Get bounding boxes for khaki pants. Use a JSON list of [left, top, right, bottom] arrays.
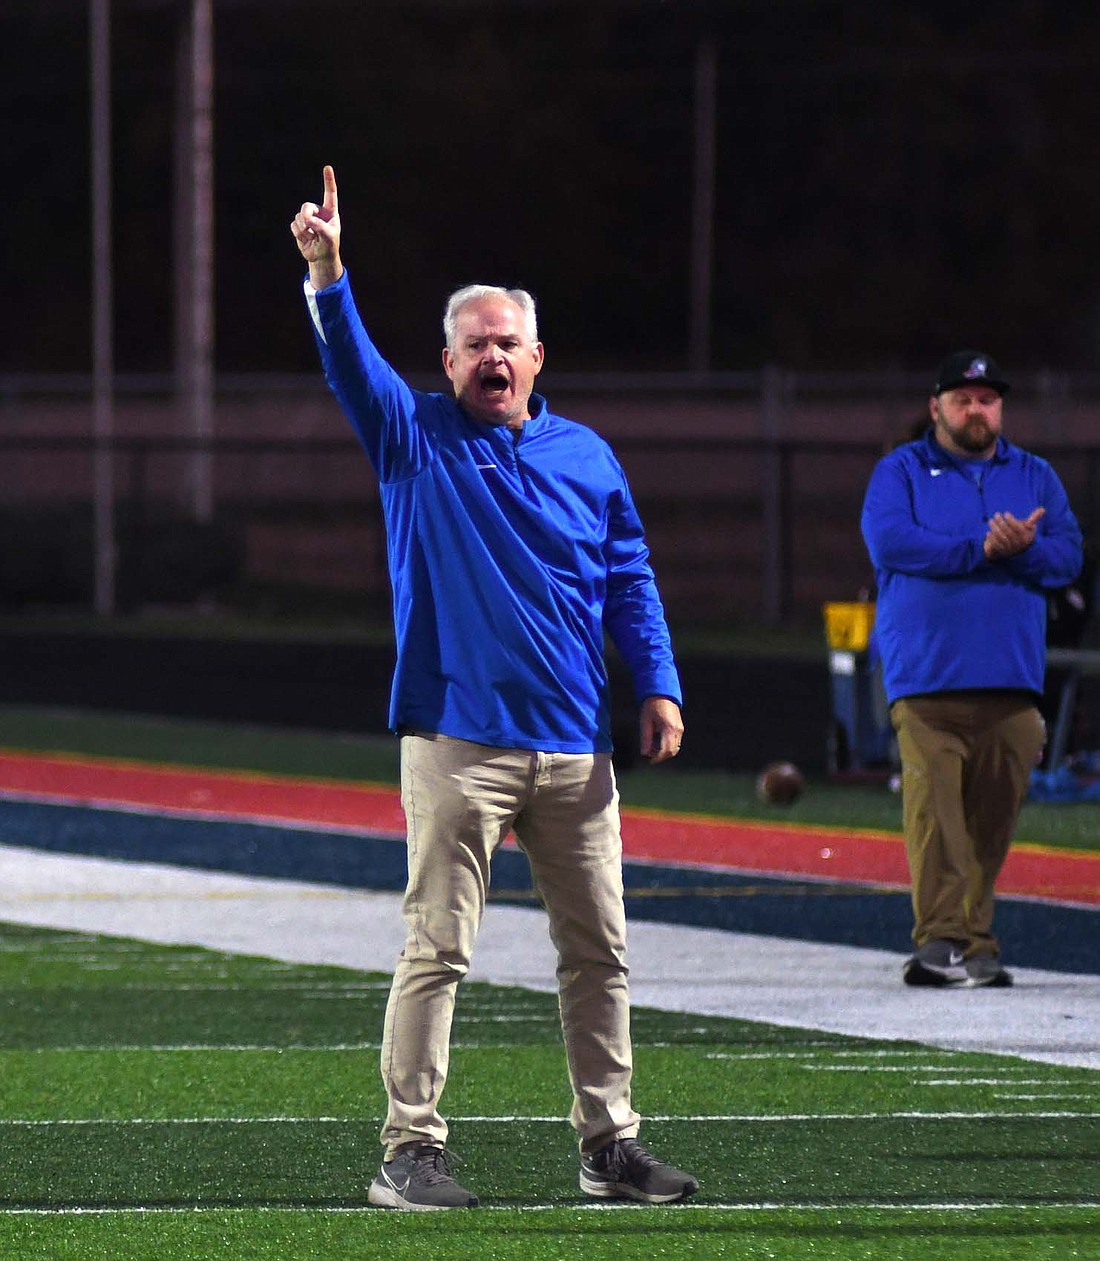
[[891, 695, 1045, 955], [379, 732, 640, 1157]]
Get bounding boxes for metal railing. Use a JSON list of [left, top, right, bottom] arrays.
[[1, 431, 1097, 626]]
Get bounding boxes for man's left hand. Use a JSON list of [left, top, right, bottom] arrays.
[[640, 697, 684, 763]]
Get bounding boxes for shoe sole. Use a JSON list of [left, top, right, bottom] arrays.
[[902, 958, 967, 987], [964, 969, 1014, 989], [368, 1178, 478, 1211], [579, 1171, 698, 1204]]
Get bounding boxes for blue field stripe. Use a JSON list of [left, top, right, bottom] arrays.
[[0, 799, 1095, 975]]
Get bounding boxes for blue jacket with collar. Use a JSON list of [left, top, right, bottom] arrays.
[[305, 272, 681, 753], [861, 429, 1082, 704]]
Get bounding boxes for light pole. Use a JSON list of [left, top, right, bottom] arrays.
[[90, 0, 116, 615]]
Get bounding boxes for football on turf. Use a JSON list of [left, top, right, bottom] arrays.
[[755, 761, 805, 805]]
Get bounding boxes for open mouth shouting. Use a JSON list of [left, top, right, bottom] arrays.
[[478, 370, 511, 399], [443, 294, 545, 427]]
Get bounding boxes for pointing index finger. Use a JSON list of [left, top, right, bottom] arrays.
[[322, 164, 338, 213]]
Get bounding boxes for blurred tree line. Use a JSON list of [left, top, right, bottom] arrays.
[[10, 0, 1100, 377]]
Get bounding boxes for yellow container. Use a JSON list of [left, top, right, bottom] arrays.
[[823, 601, 876, 652]]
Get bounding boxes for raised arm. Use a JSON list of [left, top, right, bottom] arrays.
[[291, 164, 344, 291]]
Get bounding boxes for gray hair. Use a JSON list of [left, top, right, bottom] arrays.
[[443, 284, 538, 350]]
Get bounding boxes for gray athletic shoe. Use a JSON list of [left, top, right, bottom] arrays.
[[580, 1137, 698, 1203], [902, 938, 969, 986], [965, 954, 1013, 988], [367, 1143, 479, 1210]]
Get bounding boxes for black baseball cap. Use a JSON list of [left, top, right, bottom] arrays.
[[933, 350, 1010, 396]]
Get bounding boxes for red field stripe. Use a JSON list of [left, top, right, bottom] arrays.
[[615, 808, 911, 883], [614, 807, 1100, 906], [0, 749, 406, 835], [0, 749, 1096, 906]]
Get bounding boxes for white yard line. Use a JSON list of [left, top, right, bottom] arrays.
[[0, 1111, 1093, 1126], [0, 843, 1096, 1071], [2, 1201, 1099, 1216]]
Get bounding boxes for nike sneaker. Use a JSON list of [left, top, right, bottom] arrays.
[[367, 1142, 479, 1210], [964, 953, 1014, 988], [580, 1137, 698, 1204], [902, 938, 969, 986]]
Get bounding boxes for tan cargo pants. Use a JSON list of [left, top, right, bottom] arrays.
[[379, 732, 640, 1157], [891, 694, 1046, 956]]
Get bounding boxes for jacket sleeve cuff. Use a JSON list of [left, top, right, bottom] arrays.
[[303, 270, 350, 343]]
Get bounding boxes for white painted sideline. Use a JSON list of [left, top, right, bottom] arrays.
[[0, 843, 1096, 1072]]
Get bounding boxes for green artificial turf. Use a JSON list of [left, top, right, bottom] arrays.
[[0, 701, 1095, 1259], [1, 1207, 1099, 1261], [0, 923, 1095, 1258], [0, 706, 403, 786]]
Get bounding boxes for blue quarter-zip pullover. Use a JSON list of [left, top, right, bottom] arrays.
[[861, 430, 1082, 703], [305, 272, 681, 752]]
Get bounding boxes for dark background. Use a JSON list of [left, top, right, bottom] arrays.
[[7, 0, 1100, 772], [0, 625, 836, 772], [11, 0, 1100, 379]]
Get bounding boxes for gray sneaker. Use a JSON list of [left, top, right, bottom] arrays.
[[367, 1143, 479, 1211], [902, 938, 969, 986], [965, 954, 1013, 988], [580, 1137, 698, 1204]]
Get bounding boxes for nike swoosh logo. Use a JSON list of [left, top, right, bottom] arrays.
[[949, 950, 965, 966], [475, 463, 497, 471], [930, 468, 944, 477], [383, 1170, 412, 1195]]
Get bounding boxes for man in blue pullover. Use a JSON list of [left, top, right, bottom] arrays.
[[292, 167, 697, 1209], [862, 350, 1082, 988]]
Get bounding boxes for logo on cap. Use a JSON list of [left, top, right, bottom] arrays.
[[963, 358, 988, 380]]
